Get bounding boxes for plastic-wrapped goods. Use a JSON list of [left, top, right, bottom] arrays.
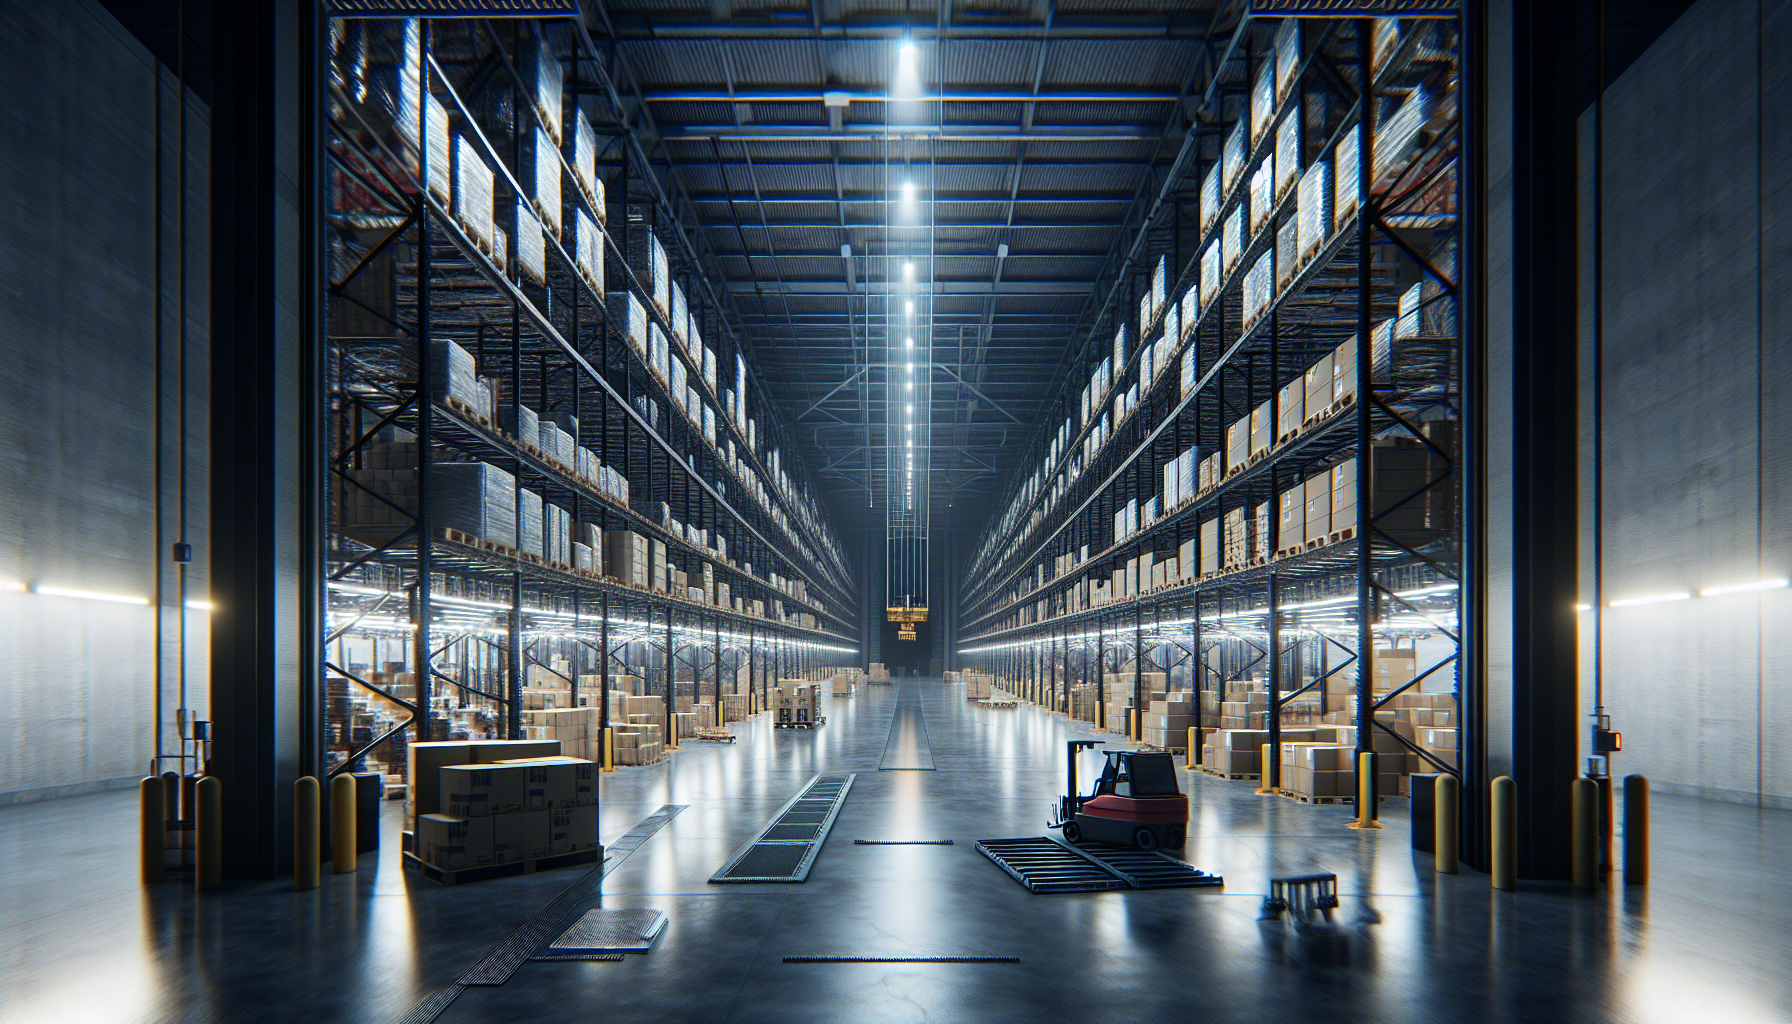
[[1397, 281, 1423, 339], [1370, 17, 1401, 79], [425, 94, 450, 205], [518, 488, 546, 557], [734, 355, 746, 421], [572, 109, 601, 217], [670, 357, 687, 415], [1151, 254, 1167, 319], [702, 346, 717, 392], [1250, 59, 1276, 148], [429, 461, 517, 550], [1180, 284, 1198, 340], [1372, 85, 1431, 191], [1141, 339, 1155, 384], [1162, 304, 1179, 362], [1275, 18, 1301, 106], [1180, 345, 1197, 398], [618, 290, 647, 355], [427, 339, 481, 415], [534, 37, 562, 144], [650, 234, 670, 318], [1113, 324, 1127, 373], [703, 404, 715, 445], [1242, 249, 1274, 332], [454, 136, 494, 254], [1200, 239, 1221, 309], [1297, 160, 1331, 262], [1275, 112, 1300, 200], [650, 322, 669, 384], [671, 283, 688, 349], [1222, 122, 1246, 194], [1249, 156, 1275, 237], [538, 422, 573, 468], [1223, 205, 1243, 277], [397, 20, 423, 155], [1137, 291, 1152, 339], [573, 542, 593, 572], [534, 127, 561, 239], [499, 401, 539, 451], [516, 201, 546, 285], [574, 209, 603, 298], [1334, 129, 1361, 228], [1277, 217, 1299, 293], [576, 445, 595, 481], [686, 387, 700, 423], [492, 223, 507, 278], [1200, 162, 1223, 238]]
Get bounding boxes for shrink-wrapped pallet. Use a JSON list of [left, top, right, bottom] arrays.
[[1250, 59, 1276, 148], [455, 136, 494, 254], [1200, 239, 1221, 309], [516, 201, 546, 286], [1297, 160, 1331, 262], [1249, 156, 1274, 237], [518, 488, 544, 557], [533, 37, 562, 144], [1277, 217, 1299, 293], [533, 127, 561, 239], [1200, 161, 1223, 238], [650, 234, 670, 318], [1179, 284, 1198, 340], [425, 95, 450, 205], [1150, 254, 1167, 320], [703, 346, 717, 392], [1180, 344, 1197, 399], [427, 339, 481, 413], [499, 401, 538, 449], [1275, 112, 1300, 200], [1222, 121, 1246, 194], [1242, 250, 1274, 332], [574, 209, 603, 298], [1334, 130, 1360, 228], [1223, 205, 1243, 277], [1274, 18, 1301, 106], [571, 109, 601, 218], [1373, 86, 1432, 191], [430, 461, 518, 550]]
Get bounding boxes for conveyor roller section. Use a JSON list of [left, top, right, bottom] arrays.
[[975, 837, 1129, 894]]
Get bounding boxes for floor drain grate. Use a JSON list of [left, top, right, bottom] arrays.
[[783, 955, 1020, 963], [710, 774, 856, 883], [853, 839, 955, 845]]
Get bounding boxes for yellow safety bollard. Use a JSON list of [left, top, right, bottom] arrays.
[[1434, 773, 1459, 873], [140, 777, 165, 884], [1185, 727, 1198, 771], [1349, 751, 1383, 829], [196, 776, 223, 890], [331, 774, 357, 874], [1131, 709, 1141, 744], [1623, 774, 1649, 885], [1491, 775, 1517, 891], [603, 727, 615, 772], [294, 776, 320, 891], [1255, 743, 1276, 794], [1571, 777, 1598, 888]]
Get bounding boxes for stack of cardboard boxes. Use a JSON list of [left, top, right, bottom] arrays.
[[773, 682, 818, 725], [964, 671, 993, 700], [867, 663, 890, 683], [409, 740, 599, 872], [1141, 693, 1194, 751]]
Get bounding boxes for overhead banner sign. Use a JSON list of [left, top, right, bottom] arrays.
[[1249, 0, 1457, 15], [886, 607, 928, 623], [897, 623, 918, 642]]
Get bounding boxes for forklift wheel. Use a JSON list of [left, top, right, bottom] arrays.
[[1061, 821, 1082, 843], [1134, 827, 1161, 851], [1166, 827, 1186, 849]]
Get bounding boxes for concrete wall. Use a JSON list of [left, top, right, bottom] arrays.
[[1582, 0, 1792, 807], [0, 0, 209, 802]]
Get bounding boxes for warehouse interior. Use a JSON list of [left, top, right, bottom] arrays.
[[4, 0, 1790, 1021]]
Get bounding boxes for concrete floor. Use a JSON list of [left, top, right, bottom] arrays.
[[4, 679, 1790, 1023]]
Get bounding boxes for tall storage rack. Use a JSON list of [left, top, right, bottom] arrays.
[[317, 11, 858, 790], [957, 11, 1463, 801]]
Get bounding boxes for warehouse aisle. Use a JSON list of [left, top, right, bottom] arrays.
[[4, 681, 1791, 1023]]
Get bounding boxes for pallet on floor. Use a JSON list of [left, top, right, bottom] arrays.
[[1282, 792, 1354, 806], [1193, 765, 1261, 782], [403, 846, 599, 886]]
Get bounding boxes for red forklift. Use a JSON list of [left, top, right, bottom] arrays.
[[1048, 740, 1188, 850]]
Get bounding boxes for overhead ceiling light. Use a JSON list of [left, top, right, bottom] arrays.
[[1573, 603, 1593, 612], [906, 404, 913, 414], [186, 600, 216, 611], [35, 585, 150, 606], [906, 362, 913, 373], [903, 262, 915, 281], [905, 337, 913, 349], [0, 580, 22, 592], [901, 180, 916, 205], [905, 300, 914, 317], [898, 38, 918, 73], [1609, 591, 1691, 607], [1699, 578, 1789, 597]]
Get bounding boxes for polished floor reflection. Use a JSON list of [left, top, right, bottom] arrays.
[[4, 681, 1790, 1023]]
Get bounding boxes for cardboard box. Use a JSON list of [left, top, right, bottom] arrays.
[[408, 741, 473, 819], [418, 813, 494, 870], [496, 756, 595, 808], [1304, 472, 1332, 545], [1278, 380, 1304, 438], [470, 739, 563, 764], [441, 764, 528, 816], [492, 809, 552, 863], [549, 804, 599, 854], [1226, 415, 1250, 472], [1304, 352, 1334, 416], [1250, 400, 1274, 458]]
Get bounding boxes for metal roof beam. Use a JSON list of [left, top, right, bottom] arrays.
[[640, 89, 1179, 103], [721, 280, 1094, 295], [662, 125, 1161, 141]]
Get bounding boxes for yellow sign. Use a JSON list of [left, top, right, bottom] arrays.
[[886, 607, 928, 623], [897, 623, 918, 641]]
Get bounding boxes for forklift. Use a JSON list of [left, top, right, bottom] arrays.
[[1048, 740, 1189, 850]]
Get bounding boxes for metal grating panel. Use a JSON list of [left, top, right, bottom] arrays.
[[709, 774, 856, 883], [546, 909, 667, 953]]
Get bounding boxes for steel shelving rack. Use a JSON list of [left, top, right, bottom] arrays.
[[317, 10, 859, 788], [957, 10, 1463, 801]]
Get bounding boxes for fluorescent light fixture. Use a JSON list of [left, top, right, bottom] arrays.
[[905, 337, 914, 349], [1609, 591, 1691, 607], [906, 382, 913, 390], [186, 600, 215, 611], [0, 579, 22, 592], [903, 262, 915, 280], [906, 362, 913, 373], [1574, 603, 1593, 612], [905, 300, 914, 317], [901, 180, 916, 205], [1699, 578, 1789, 597], [899, 39, 918, 69], [36, 585, 149, 606], [907, 439, 913, 447], [906, 404, 913, 414]]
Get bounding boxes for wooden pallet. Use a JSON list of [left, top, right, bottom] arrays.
[[693, 728, 736, 743], [1328, 526, 1357, 545], [444, 394, 490, 428], [1276, 427, 1303, 446], [403, 846, 599, 887], [1273, 546, 1305, 561], [1283, 793, 1354, 806], [1194, 766, 1261, 782]]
